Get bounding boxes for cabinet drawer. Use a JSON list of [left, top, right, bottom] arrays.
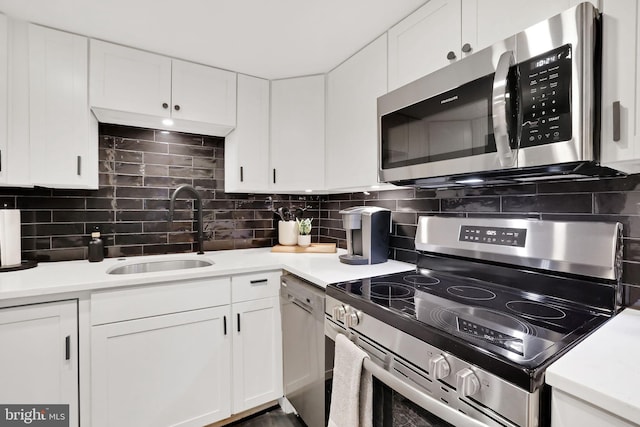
[[231, 271, 281, 303], [91, 277, 230, 325]]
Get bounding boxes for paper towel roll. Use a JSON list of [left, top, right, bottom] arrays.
[[0, 210, 21, 266]]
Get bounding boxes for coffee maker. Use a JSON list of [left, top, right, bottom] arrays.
[[338, 206, 391, 265]]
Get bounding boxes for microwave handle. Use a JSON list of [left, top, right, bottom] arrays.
[[492, 50, 517, 168]]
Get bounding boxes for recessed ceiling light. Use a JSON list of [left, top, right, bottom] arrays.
[[304, 189, 312, 193], [160, 130, 170, 134], [162, 118, 174, 126]]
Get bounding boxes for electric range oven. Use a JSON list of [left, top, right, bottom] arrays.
[[325, 216, 622, 427]]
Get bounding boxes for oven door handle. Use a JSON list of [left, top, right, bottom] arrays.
[[362, 358, 489, 427], [492, 50, 517, 168]]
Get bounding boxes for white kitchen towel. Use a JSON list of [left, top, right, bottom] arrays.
[[0, 209, 21, 266], [328, 333, 373, 427]]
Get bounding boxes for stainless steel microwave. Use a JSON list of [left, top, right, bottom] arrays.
[[378, 2, 619, 187]]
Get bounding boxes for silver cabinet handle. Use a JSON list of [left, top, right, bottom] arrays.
[[492, 50, 517, 168], [461, 43, 472, 53], [77, 156, 82, 176], [446, 51, 456, 60], [613, 101, 621, 142]]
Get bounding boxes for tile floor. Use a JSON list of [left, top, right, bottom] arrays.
[[230, 407, 306, 427]]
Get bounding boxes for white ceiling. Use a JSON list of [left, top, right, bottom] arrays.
[[0, 0, 428, 80]]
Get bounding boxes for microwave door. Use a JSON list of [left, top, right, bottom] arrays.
[[492, 50, 520, 168]]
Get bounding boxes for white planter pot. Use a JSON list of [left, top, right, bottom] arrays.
[[297, 234, 311, 247], [278, 221, 298, 245]]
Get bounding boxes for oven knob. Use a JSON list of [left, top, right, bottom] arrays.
[[333, 305, 347, 322], [345, 310, 362, 328], [456, 368, 481, 397], [428, 355, 450, 380]]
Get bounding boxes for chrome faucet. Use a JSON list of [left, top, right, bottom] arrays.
[[169, 184, 205, 255]]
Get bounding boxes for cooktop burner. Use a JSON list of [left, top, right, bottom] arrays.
[[333, 268, 607, 367], [446, 285, 496, 301]]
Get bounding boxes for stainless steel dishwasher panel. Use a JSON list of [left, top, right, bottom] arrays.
[[280, 274, 325, 427]]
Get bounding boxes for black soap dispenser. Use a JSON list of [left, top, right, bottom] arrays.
[[88, 226, 104, 262]]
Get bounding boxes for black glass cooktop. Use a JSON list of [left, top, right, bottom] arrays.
[[330, 268, 609, 368]]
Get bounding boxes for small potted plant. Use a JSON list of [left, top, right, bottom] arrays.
[[296, 218, 313, 247]]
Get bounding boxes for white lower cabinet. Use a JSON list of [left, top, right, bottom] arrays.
[[91, 306, 232, 427], [232, 296, 283, 413], [90, 272, 283, 426], [551, 389, 636, 427], [231, 270, 284, 414], [0, 300, 79, 427]]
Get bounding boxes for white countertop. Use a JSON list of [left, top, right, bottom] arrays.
[[0, 248, 415, 301], [546, 307, 640, 425]]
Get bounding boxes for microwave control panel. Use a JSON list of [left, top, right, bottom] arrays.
[[519, 44, 572, 148]]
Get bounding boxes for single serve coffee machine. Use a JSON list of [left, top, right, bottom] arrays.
[[338, 206, 391, 265]]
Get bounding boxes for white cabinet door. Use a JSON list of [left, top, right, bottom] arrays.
[[231, 297, 283, 414], [29, 24, 98, 189], [89, 39, 171, 118], [552, 389, 636, 427], [0, 300, 78, 427], [270, 75, 325, 192], [0, 14, 7, 184], [92, 306, 232, 427], [89, 40, 236, 137], [225, 74, 270, 193], [5, 18, 32, 187], [326, 34, 388, 191], [465, 0, 574, 54], [600, 0, 640, 173], [171, 59, 236, 132], [388, 0, 462, 91]]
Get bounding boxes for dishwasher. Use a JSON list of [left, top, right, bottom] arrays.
[[280, 273, 326, 427]]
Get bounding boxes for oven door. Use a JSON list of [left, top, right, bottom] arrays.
[[325, 318, 491, 427]]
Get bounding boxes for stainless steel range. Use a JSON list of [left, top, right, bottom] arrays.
[[325, 216, 622, 427]]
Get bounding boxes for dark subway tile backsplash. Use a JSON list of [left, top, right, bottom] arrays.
[[5, 123, 640, 293], [317, 177, 640, 288], [8, 124, 315, 262]]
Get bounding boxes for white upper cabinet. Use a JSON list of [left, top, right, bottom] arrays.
[[464, 0, 578, 54], [225, 74, 270, 193], [326, 34, 389, 191], [388, 0, 462, 91], [4, 18, 32, 187], [171, 59, 236, 129], [388, 1, 595, 92], [270, 75, 325, 192], [90, 40, 171, 118], [0, 15, 8, 185], [29, 24, 98, 189], [89, 40, 236, 137], [599, 0, 640, 173]]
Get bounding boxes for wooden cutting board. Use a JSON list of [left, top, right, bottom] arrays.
[[271, 243, 337, 253]]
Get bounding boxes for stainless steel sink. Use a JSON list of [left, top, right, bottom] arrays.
[[107, 258, 214, 275]]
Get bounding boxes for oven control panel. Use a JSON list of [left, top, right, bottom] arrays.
[[459, 225, 527, 247]]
